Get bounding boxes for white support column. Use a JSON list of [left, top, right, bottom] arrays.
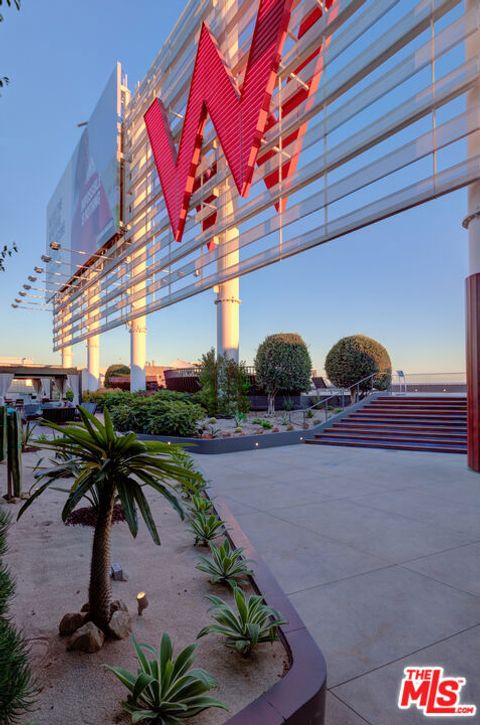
[[61, 346, 73, 368], [128, 245, 148, 391], [215, 184, 240, 361], [130, 318, 147, 391], [86, 336, 100, 392], [215, 3, 240, 362], [85, 279, 100, 392]]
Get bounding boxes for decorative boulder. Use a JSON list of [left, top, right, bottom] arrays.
[[110, 599, 129, 616], [108, 610, 132, 640], [59, 612, 86, 637], [67, 621, 105, 653]]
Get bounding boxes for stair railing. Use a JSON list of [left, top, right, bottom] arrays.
[[291, 371, 391, 429]]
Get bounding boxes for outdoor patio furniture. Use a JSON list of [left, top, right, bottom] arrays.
[[41, 406, 77, 424], [80, 402, 97, 416], [23, 403, 42, 421]]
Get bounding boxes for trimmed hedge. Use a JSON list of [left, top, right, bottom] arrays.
[[0, 509, 35, 723], [325, 334, 392, 391], [255, 333, 312, 413], [109, 397, 205, 437], [82, 389, 190, 412]]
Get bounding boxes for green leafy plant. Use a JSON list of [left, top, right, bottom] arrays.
[[188, 494, 213, 515], [35, 433, 49, 442], [18, 408, 198, 634], [197, 349, 250, 418], [283, 397, 295, 412], [106, 633, 227, 724], [252, 418, 273, 430], [206, 424, 221, 438], [0, 510, 36, 723], [208, 418, 217, 424], [190, 512, 225, 546], [108, 395, 204, 438], [306, 409, 314, 419], [64, 389, 74, 403], [196, 540, 253, 587], [21, 421, 38, 452], [169, 447, 207, 500], [254, 333, 312, 414], [198, 588, 287, 655], [233, 410, 246, 427]]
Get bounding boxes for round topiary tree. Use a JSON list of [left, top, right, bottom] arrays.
[[254, 333, 312, 414], [104, 364, 130, 389], [325, 335, 392, 401]]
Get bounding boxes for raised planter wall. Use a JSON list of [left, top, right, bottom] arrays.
[[213, 496, 327, 724]]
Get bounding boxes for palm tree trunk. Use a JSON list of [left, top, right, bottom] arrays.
[[88, 486, 114, 631]]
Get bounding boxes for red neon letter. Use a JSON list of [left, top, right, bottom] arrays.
[[144, 0, 295, 242]]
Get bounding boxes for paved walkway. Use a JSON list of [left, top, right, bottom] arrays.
[[194, 445, 480, 724]]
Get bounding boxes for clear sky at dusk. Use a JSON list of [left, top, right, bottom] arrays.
[[0, 1, 469, 375]]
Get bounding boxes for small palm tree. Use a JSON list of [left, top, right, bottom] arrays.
[[18, 407, 201, 633]]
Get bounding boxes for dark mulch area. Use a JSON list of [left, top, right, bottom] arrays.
[[65, 503, 126, 527]]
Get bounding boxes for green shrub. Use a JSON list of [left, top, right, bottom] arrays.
[[106, 633, 227, 723], [197, 349, 250, 418], [82, 388, 191, 412], [104, 364, 130, 388], [198, 588, 287, 655], [64, 389, 74, 402], [252, 418, 273, 430], [325, 335, 392, 397], [255, 333, 312, 414], [146, 401, 205, 437], [0, 510, 35, 722], [108, 395, 204, 437]]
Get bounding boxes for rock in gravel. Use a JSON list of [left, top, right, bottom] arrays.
[[59, 612, 86, 637], [67, 621, 105, 652], [110, 599, 129, 616], [108, 610, 132, 640]]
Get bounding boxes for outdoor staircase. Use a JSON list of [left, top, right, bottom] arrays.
[[306, 395, 467, 454]]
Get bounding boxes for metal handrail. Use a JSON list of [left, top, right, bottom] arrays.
[[291, 371, 391, 428]]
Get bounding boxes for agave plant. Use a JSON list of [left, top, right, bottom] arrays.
[[196, 540, 254, 587], [18, 407, 201, 633], [169, 447, 208, 499], [188, 493, 213, 516], [197, 588, 287, 655], [189, 512, 225, 546], [106, 633, 227, 724]]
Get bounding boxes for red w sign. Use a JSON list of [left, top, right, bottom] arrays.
[[144, 0, 295, 242]]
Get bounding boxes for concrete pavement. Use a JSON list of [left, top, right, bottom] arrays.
[[194, 444, 480, 724]]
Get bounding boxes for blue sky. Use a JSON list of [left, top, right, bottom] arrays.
[[0, 1, 469, 375]]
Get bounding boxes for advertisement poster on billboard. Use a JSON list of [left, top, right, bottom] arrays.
[[46, 63, 122, 288]]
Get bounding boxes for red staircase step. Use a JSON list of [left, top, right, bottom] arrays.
[[306, 395, 467, 455], [306, 438, 467, 454]]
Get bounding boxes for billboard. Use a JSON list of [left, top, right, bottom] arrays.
[[52, 0, 480, 350], [46, 63, 123, 287]]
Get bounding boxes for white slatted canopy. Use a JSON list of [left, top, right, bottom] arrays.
[[52, 0, 479, 350]]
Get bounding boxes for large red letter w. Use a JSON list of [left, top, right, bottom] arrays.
[[144, 0, 294, 242]]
